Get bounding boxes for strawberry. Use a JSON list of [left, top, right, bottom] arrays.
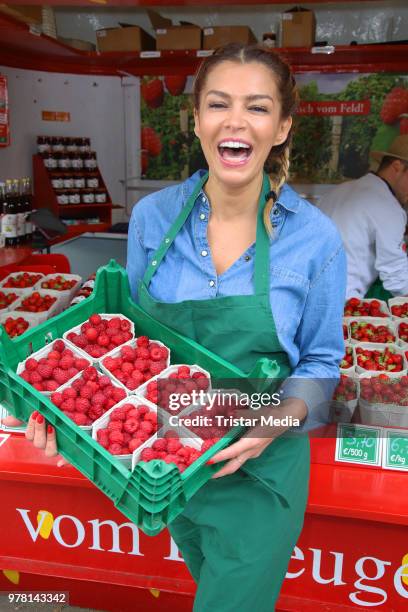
[[164, 75, 187, 96], [141, 78, 164, 108], [3, 273, 42, 288], [380, 87, 408, 124], [141, 126, 162, 157]]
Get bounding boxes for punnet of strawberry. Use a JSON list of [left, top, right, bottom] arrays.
[[0, 291, 19, 310], [95, 402, 158, 456], [2, 316, 30, 338], [16, 292, 57, 313], [3, 273, 43, 288], [19, 339, 90, 392], [340, 346, 354, 369], [66, 314, 133, 358], [344, 298, 388, 318], [391, 302, 408, 318], [50, 366, 127, 426], [350, 320, 395, 343], [333, 374, 357, 402], [143, 366, 210, 412], [41, 275, 77, 291], [356, 346, 405, 372], [399, 322, 408, 343], [102, 335, 169, 390], [343, 324, 348, 340], [360, 373, 408, 405], [137, 431, 205, 473]]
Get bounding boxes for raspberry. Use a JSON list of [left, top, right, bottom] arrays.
[[20, 371, 31, 382], [123, 418, 139, 434], [85, 327, 98, 342], [98, 375, 111, 388], [160, 346, 169, 360], [51, 391, 63, 406], [89, 406, 104, 421], [74, 358, 89, 370], [75, 397, 90, 413], [149, 347, 163, 362], [121, 345, 135, 358], [75, 335, 88, 349], [61, 398, 76, 412], [144, 411, 157, 423], [67, 367, 79, 379], [121, 362, 134, 375], [89, 314, 102, 326], [131, 370, 144, 386], [97, 428, 109, 440], [149, 361, 166, 376], [152, 438, 167, 451], [139, 420, 154, 435], [112, 334, 125, 346], [102, 357, 117, 371], [164, 454, 179, 464], [37, 364, 53, 379], [72, 378, 84, 391], [97, 334, 110, 347], [62, 387, 77, 400], [112, 387, 126, 402], [109, 430, 124, 444], [120, 319, 131, 331], [91, 392, 106, 407], [201, 439, 215, 453], [44, 380, 59, 391], [24, 358, 38, 371], [108, 443, 124, 455], [83, 366, 98, 381], [128, 438, 142, 452], [32, 382, 44, 391], [141, 447, 157, 461], [167, 439, 182, 453], [79, 385, 93, 399], [30, 371, 43, 383], [188, 451, 202, 465], [60, 356, 74, 370], [138, 404, 150, 416], [107, 317, 121, 329], [136, 347, 150, 360], [108, 420, 123, 431], [137, 335, 149, 347], [53, 368, 68, 385], [52, 339, 64, 352], [122, 432, 131, 444], [110, 407, 126, 421]]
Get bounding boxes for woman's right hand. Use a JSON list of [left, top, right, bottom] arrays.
[[25, 412, 69, 467]]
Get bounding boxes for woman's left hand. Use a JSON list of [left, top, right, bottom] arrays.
[[209, 398, 307, 479]]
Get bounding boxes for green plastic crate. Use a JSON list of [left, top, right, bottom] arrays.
[[0, 260, 280, 535]]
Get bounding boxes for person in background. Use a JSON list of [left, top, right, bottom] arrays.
[[318, 135, 408, 299]]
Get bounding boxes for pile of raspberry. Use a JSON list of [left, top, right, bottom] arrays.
[[19, 340, 90, 392], [102, 335, 169, 391], [50, 365, 127, 426], [96, 402, 158, 455], [144, 365, 210, 411], [139, 432, 203, 472], [66, 314, 133, 358]]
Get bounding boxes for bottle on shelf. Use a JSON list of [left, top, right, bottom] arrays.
[[2, 179, 18, 246], [21, 177, 33, 242], [15, 178, 26, 244]]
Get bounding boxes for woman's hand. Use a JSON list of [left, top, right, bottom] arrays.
[[208, 398, 307, 479], [1, 415, 24, 427], [25, 412, 69, 467]]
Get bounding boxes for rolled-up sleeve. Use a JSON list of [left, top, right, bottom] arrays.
[[282, 243, 347, 430], [126, 208, 148, 303], [375, 207, 408, 296]]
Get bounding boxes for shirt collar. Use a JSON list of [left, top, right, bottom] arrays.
[[371, 171, 396, 198], [183, 170, 302, 214]]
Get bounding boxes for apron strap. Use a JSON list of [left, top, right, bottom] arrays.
[[253, 173, 272, 295], [142, 172, 209, 287], [143, 171, 272, 295]]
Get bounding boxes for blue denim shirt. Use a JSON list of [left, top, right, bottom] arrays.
[[127, 170, 347, 430]]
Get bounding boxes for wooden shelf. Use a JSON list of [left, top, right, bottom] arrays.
[[0, 11, 407, 75], [58, 204, 113, 211]]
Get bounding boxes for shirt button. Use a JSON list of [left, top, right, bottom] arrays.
[[273, 207, 280, 216], [201, 250, 208, 257], [209, 280, 215, 287], [201, 195, 206, 203], [244, 255, 251, 262], [199, 213, 206, 220]]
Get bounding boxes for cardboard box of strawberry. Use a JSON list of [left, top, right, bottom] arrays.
[[350, 319, 396, 343], [333, 374, 358, 402], [1, 272, 43, 289], [360, 373, 408, 405], [356, 344, 406, 373], [1, 315, 30, 338], [16, 291, 57, 313], [40, 275, 78, 291], [0, 290, 19, 310], [344, 297, 389, 318], [340, 345, 354, 371]]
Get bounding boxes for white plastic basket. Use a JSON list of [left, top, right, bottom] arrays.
[[0, 288, 30, 312], [54, 367, 128, 434], [36, 273, 82, 309], [92, 394, 158, 468], [12, 289, 64, 324], [0, 311, 41, 338], [16, 339, 92, 396], [344, 298, 391, 319], [355, 342, 407, 377], [359, 398, 408, 428], [348, 317, 397, 345], [388, 297, 408, 321], [99, 337, 171, 393], [340, 342, 355, 373], [0, 271, 45, 290], [63, 313, 135, 362], [136, 364, 212, 412], [342, 320, 350, 342]]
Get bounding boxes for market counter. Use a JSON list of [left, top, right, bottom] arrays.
[[0, 432, 407, 611]]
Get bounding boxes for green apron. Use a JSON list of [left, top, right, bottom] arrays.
[[138, 173, 310, 611]]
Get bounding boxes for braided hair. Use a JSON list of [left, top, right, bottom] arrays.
[[193, 43, 298, 235]]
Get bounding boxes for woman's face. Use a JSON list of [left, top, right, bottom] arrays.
[[194, 61, 292, 188]]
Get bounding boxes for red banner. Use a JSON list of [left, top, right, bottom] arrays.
[[0, 75, 10, 147], [298, 100, 371, 116]]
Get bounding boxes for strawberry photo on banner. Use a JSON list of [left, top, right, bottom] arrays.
[[0, 75, 10, 147], [140, 72, 408, 183]]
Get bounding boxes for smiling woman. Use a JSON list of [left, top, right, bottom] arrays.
[[27, 43, 347, 612]]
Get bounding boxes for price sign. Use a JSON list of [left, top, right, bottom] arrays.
[[383, 429, 408, 471], [335, 424, 382, 466]]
